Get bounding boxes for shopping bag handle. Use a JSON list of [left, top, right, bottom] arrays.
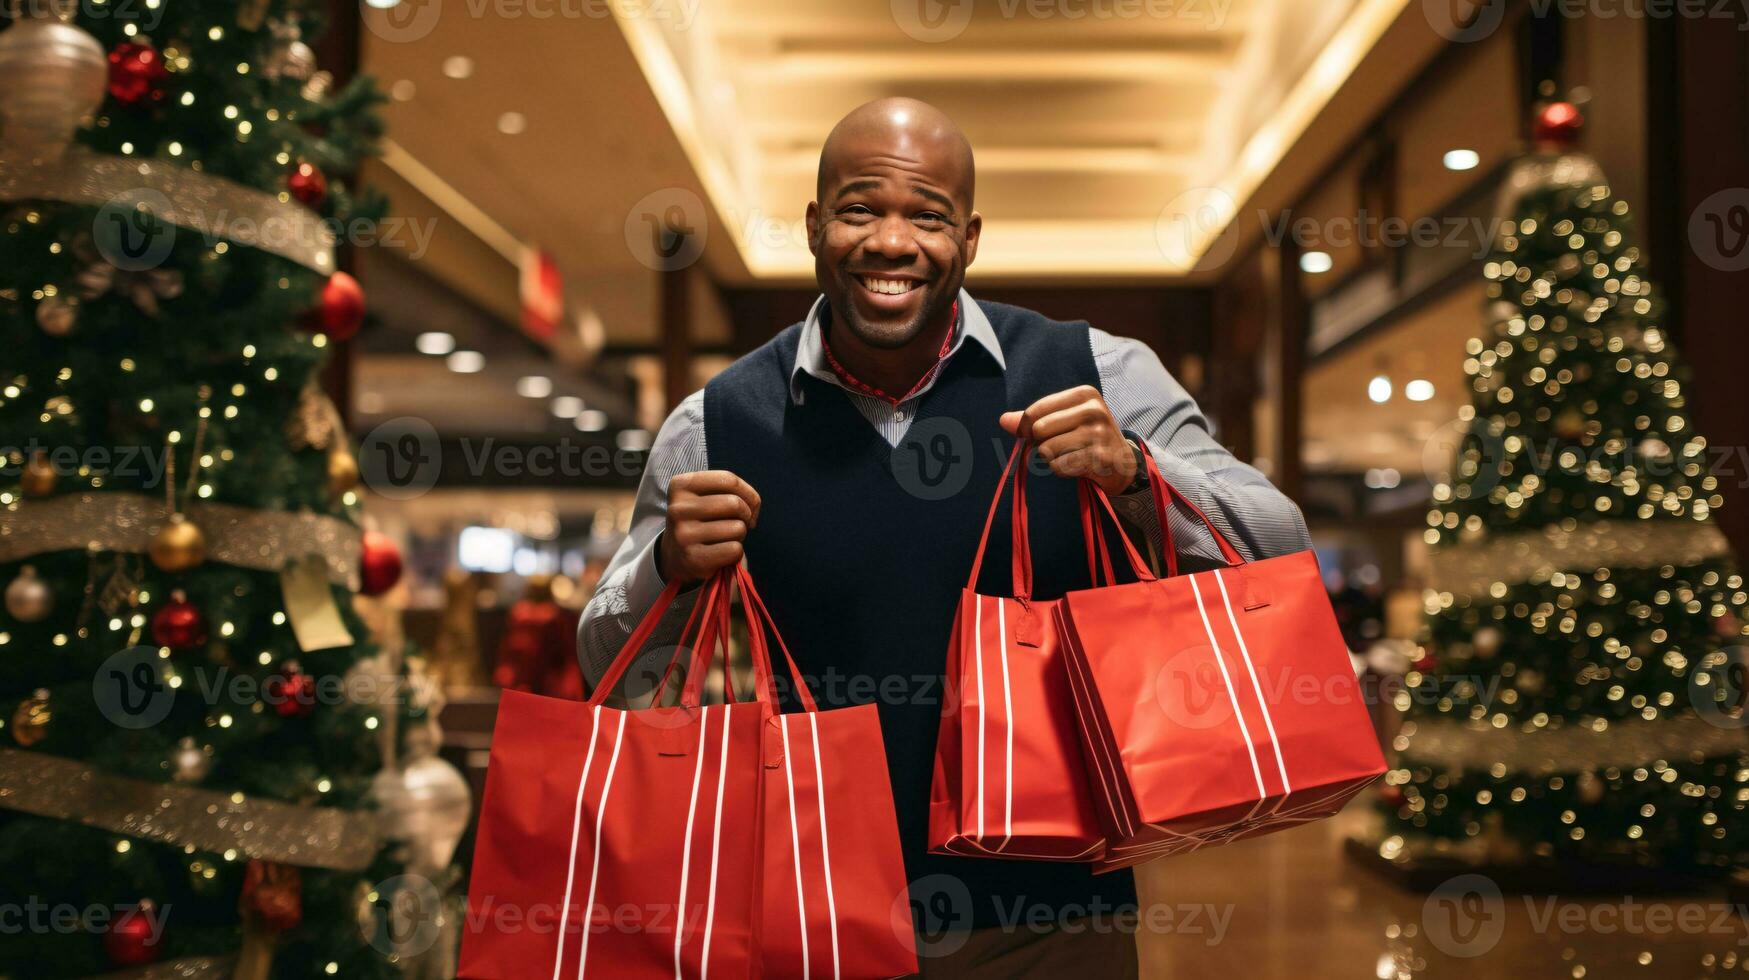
[[1084, 439, 1245, 578], [586, 568, 727, 707], [734, 564, 820, 713], [965, 439, 1040, 598]]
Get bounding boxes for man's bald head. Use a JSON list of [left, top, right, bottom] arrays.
[[816, 97, 975, 210]]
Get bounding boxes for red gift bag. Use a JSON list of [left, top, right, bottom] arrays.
[[739, 567, 919, 980], [929, 442, 1106, 862], [1056, 444, 1387, 872], [460, 574, 766, 979]]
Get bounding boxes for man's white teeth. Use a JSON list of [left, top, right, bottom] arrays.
[[861, 277, 919, 296]]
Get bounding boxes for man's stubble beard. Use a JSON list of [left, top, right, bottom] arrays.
[[838, 281, 955, 351]]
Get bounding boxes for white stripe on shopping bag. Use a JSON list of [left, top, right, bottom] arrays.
[[780, 716, 810, 980], [1189, 575, 1267, 802], [699, 704, 734, 980], [577, 710, 627, 978], [973, 595, 987, 842], [996, 600, 1014, 851], [808, 714, 841, 980], [673, 707, 713, 980], [1214, 570, 1290, 795], [553, 705, 604, 980]]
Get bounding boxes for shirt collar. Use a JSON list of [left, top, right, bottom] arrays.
[[790, 288, 1005, 404]]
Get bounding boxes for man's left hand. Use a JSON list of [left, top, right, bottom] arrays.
[[999, 385, 1138, 496]]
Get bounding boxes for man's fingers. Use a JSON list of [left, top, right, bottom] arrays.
[[675, 519, 748, 547], [1034, 430, 1094, 463], [685, 540, 744, 570], [671, 470, 760, 526], [1013, 386, 1101, 439], [671, 493, 754, 524], [1028, 402, 1109, 443]]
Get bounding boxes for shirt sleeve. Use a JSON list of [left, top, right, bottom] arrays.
[[1091, 327, 1312, 569], [576, 390, 709, 697]]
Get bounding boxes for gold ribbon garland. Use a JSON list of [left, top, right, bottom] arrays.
[[89, 956, 238, 980], [0, 150, 335, 274], [1393, 714, 1748, 774], [0, 748, 381, 871], [0, 492, 361, 590], [1428, 519, 1733, 597]]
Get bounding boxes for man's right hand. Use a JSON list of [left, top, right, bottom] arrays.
[[657, 470, 762, 585]]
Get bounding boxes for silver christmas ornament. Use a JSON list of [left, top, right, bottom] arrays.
[[370, 754, 472, 876], [0, 3, 107, 161], [5, 565, 54, 622]]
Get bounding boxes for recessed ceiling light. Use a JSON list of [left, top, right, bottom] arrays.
[[616, 429, 653, 452], [364, 0, 402, 8], [551, 396, 584, 418], [414, 331, 455, 355], [1405, 379, 1436, 402], [442, 56, 473, 80], [516, 375, 552, 399], [498, 111, 526, 135], [575, 410, 608, 432], [446, 350, 484, 373], [390, 79, 416, 102], [1299, 250, 1333, 274], [1367, 374, 1392, 404], [1443, 149, 1480, 171]]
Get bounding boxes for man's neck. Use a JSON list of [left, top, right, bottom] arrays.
[[825, 306, 955, 399]]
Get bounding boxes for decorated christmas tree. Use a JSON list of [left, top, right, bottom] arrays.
[[0, 2, 465, 975], [1373, 102, 1749, 879]]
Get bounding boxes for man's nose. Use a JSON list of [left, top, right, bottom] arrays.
[[864, 214, 918, 259]]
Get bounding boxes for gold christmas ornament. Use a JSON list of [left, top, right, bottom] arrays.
[[0, 2, 107, 162], [11, 690, 51, 747], [149, 516, 208, 572], [169, 736, 214, 783], [19, 452, 57, 497], [5, 564, 53, 622], [326, 447, 359, 497]]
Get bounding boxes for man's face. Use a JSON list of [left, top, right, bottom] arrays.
[[806, 135, 980, 349]]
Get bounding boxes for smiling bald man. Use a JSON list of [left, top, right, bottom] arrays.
[[581, 97, 1310, 976]]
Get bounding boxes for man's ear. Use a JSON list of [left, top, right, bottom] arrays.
[[805, 201, 821, 257], [963, 211, 982, 268]]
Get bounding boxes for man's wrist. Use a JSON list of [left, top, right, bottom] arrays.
[[1118, 436, 1148, 495]]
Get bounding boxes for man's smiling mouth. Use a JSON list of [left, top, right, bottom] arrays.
[[856, 275, 925, 296]]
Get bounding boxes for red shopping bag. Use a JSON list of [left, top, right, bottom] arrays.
[[929, 442, 1106, 861], [1056, 444, 1386, 872], [739, 567, 919, 980], [460, 574, 765, 979]]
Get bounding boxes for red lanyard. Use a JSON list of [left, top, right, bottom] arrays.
[[819, 301, 959, 407]]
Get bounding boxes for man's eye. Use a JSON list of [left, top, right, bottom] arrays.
[[839, 205, 873, 217], [916, 212, 948, 225]]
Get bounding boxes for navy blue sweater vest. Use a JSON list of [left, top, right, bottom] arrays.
[[704, 300, 1138, 930]]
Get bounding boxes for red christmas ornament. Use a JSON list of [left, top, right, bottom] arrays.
[[287, 161, 327, 208], [265, 664, 316, 719], [1533, 101, 1583, 147], [308, 271, 365, 341], [107, 42, 169, 106], [1412, 652, 1438, 673], [240, 861, 303, 933], [150, 591, 207, 650], [1379, 784, 1406, 808], [359, 530, 403, 597], [103, 900, 162, 967]]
